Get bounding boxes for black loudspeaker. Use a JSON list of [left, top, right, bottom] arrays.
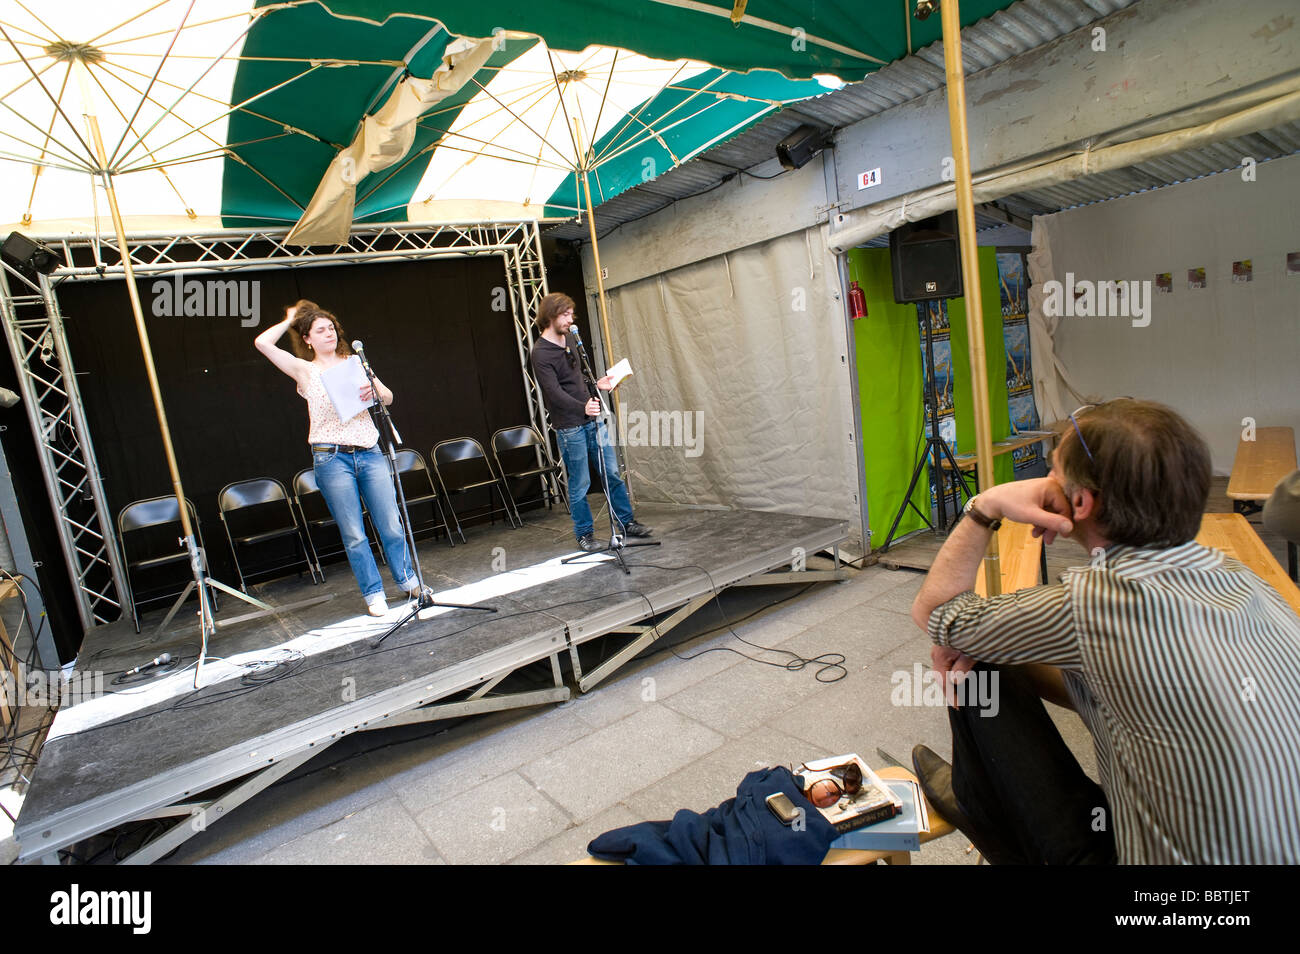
[[889, 212, 963, 303], [776, 124, 832, 171], [2, 232, 61, 276]]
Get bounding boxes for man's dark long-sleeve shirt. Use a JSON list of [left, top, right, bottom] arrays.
[[530, 337, 590, 429]]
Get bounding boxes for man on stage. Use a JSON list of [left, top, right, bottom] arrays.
[[529, 292, 652, 551]]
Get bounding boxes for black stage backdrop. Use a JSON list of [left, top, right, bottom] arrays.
[[52, 255, 547, 606]]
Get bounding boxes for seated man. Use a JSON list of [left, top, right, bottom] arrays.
[[910, 399, 1300, 864]]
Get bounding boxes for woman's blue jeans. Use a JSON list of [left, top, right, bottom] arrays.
[[312, 444, 416, 599], [556, 419, 634, 540]]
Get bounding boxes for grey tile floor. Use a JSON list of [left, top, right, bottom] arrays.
[[163, 553, 1097, 866]]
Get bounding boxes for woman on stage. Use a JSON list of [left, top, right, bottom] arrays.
[[255, 301, 418, 616]]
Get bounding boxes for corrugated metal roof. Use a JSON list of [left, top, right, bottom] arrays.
[[551, 0, 1300, 246], [550, 0, 1145, 242]]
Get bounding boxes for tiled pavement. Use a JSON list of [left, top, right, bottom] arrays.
[[165, 556, 1097, 866]]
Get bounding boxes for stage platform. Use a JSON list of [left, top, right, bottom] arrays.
[[15, 503, 847, 863]]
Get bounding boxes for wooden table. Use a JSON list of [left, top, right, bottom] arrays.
[[1196, 513, 1300, 617], [1227, 426, 1296, 514], [942, 430, 1056, 472]]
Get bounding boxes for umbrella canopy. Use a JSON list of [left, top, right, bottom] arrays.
[[0, 0, 1021, 235]]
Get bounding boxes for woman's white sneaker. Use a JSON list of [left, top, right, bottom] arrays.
[[366, 593, 389, 616]]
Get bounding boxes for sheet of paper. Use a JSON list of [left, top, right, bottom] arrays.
[[320, 355, 374, 421], [606, 357, 633, 388]]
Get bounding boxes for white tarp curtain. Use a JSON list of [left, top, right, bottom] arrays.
[[825, 77, 1300, 255], [1026, 152, 1300, 475], [602, 227, 862, 547]]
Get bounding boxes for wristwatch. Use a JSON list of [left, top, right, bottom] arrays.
[[962, 494, 1002, 532]]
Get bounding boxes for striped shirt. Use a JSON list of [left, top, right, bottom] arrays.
[[929, 540, 1300, 864]]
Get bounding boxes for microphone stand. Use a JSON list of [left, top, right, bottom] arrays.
[[560, 329, 659, 575], [352, 344, 495, 647]]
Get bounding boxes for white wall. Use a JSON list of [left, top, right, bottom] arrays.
[[1034, 152, 1300, 473]]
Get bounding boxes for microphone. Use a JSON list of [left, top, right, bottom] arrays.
[[351, 339, 372, 372], [123, 652, 172, 677]]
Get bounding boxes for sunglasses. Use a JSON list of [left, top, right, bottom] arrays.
[[802, 762, 863, 809], [1067, 397, 1133, 463]]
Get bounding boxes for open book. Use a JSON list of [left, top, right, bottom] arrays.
[[605, 358, 633, 389]]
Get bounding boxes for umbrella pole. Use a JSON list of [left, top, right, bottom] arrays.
[[940, 0, 1001, 596], [576, 125, 633, 498], [84, 112, 282, 682]]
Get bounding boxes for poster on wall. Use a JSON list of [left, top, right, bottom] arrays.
[[1188, 267, 1207, 289], [1155, 272, 1173, 294], [918, 300, 961, 520], [1232, 259, 1253, 283], [997, 251, 1044, 477]]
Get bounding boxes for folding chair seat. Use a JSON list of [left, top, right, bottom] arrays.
[[393, 448, 453, 547], [491, 425, 568, 525], [117, 495, 211, 633], [431, 438, 519, 544], [217, 478, 321, 593]]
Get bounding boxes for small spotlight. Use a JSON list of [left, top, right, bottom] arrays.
[[2, 231, 61, 276], [0, 387, 19, 409], [915, 0, 940, 20]]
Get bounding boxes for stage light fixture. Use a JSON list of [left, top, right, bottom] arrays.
[[2, 232, 62, 276], [775, 125, 833, 171], [915, 0, 940, 20]]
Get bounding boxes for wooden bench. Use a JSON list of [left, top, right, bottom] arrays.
[[974, 519, 1046, 597], [1228, 426, 1297, 515], [573, 767, 957, 865], [1197, 513, 1300, 617]]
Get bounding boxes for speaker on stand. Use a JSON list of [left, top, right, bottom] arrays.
[[878, 212, 975, 551]]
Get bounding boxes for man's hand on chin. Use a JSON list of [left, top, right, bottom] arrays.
[[979, 476, 1075, 545]]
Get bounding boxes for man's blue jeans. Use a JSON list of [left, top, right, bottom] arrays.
[[555, 419, 634, 540], [312, 444, 416, 599]]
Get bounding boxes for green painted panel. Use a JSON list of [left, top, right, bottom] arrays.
[[848, 248, 928, 544]]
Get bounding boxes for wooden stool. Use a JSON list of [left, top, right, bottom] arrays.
[[820, 766, 956, 865]]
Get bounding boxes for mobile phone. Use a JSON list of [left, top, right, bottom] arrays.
[[765, 791, 801, 826]]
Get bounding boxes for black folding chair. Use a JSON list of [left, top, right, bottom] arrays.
[[292, 468, 388, 577], [393, 448, 454, 547], [217, 478, 321, 593], [117, 495, 212, 633], [491, 425, 568, 525], [431, 437, 519, 543]]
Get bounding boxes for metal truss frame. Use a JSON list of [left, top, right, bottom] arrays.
[[0, 221, 559, 633], [0, 264, 128, 630]]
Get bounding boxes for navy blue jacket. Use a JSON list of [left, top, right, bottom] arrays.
[[586, 767, 837, 865]]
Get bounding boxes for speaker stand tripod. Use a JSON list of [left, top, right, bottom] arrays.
[[879, 300, 976, 552]]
